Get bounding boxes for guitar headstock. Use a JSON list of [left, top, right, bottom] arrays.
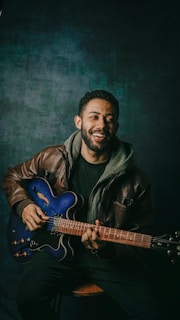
[[151, 231, 180, 263]]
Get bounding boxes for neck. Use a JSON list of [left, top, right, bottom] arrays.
[[81, 141, 110, 164]]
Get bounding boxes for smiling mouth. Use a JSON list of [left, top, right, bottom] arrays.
[[92, 132, 106, 138]]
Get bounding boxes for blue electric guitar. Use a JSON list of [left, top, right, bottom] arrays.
[[8, 177, 180, 263]]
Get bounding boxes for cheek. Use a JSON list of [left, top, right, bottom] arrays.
[[109, 125, 117, 134], [82, 121, 92, 131], [112, 123, 118, 133]]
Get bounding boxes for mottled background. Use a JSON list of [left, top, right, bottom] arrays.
[[0, 0, 179, 319]]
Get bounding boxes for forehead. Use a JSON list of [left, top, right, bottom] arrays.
[[83, 98, 117, 116]]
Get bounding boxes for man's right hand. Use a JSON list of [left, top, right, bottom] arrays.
[[22, 204, 49, 231]]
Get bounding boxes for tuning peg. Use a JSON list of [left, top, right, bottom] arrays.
[[167, 249, 173, 256], [175, 231, 180, 239], [170, 258, 176, 264]]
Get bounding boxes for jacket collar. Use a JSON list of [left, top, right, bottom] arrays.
[[64, 130, 134, 178]]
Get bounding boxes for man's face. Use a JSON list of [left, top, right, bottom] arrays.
[[75, 98, 119, 154]]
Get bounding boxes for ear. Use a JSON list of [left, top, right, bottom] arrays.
[[74, 115, 82, 130]]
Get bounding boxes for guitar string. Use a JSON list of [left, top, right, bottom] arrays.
[[42, 217, 179, 246], [43, 217, 155, 244]]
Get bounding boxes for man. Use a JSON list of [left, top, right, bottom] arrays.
[[3, 90, 164, 319]]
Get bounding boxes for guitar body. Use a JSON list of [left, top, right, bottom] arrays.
[[7, 178, 84, 263]]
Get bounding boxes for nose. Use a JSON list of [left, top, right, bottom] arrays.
[[96, 117, 107, 129]]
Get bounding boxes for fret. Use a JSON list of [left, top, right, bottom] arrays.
[[133, 232, 136, 244], [109, 228, 115, 240], [103, 227, 108, 237], [102, 227, 106, 239], [77, 221, 83, 235], [141, 233, 144, 243], [120, 229, 123, 240], [112, 228, 115, 240]]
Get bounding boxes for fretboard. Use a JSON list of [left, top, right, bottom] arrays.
[[53, 218, 152, 249]]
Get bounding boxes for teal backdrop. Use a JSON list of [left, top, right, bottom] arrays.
[[0, 1, 179, 319]]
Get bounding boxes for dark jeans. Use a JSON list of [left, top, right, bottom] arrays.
[[16, 251, 171, 320]]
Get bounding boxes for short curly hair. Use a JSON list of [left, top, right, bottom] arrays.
[[78, 89, 119, 118]]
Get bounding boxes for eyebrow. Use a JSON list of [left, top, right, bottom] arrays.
[[88, 111, 115, 116]]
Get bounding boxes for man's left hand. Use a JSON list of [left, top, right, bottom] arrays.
[[81, 220, 104, 250]]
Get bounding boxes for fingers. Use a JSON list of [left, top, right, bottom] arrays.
[[81, 224, 102, 250], [95, 219, 101, 226], [22, 203, 49, 231], [35, 206, 49, 221]]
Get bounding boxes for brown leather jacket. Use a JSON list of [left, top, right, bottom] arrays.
[[3, 131, 155, 260]]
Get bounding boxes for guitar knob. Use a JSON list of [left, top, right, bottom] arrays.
[[12, 240, 18, 245], [14, 252, 20, 257], [22, 252, 27, 257], [14, 251, 27, 258]]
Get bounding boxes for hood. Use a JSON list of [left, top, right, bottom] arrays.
[[64, 130, 135, 180], [64, 130, 135, 223]]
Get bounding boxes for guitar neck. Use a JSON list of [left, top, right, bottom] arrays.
[[55, 218, 152, 249]]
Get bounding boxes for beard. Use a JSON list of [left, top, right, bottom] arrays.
[[81, 127, 114, 154]]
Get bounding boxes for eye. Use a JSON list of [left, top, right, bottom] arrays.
[[89, 115, 99, 120], [106, 116, 114, 123]]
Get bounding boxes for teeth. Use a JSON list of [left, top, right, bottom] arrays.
[[93, 133, 105, 138]]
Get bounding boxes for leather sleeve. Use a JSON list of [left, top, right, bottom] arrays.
[[2, 154, 41, 208], [2, 145, 66, 209]]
